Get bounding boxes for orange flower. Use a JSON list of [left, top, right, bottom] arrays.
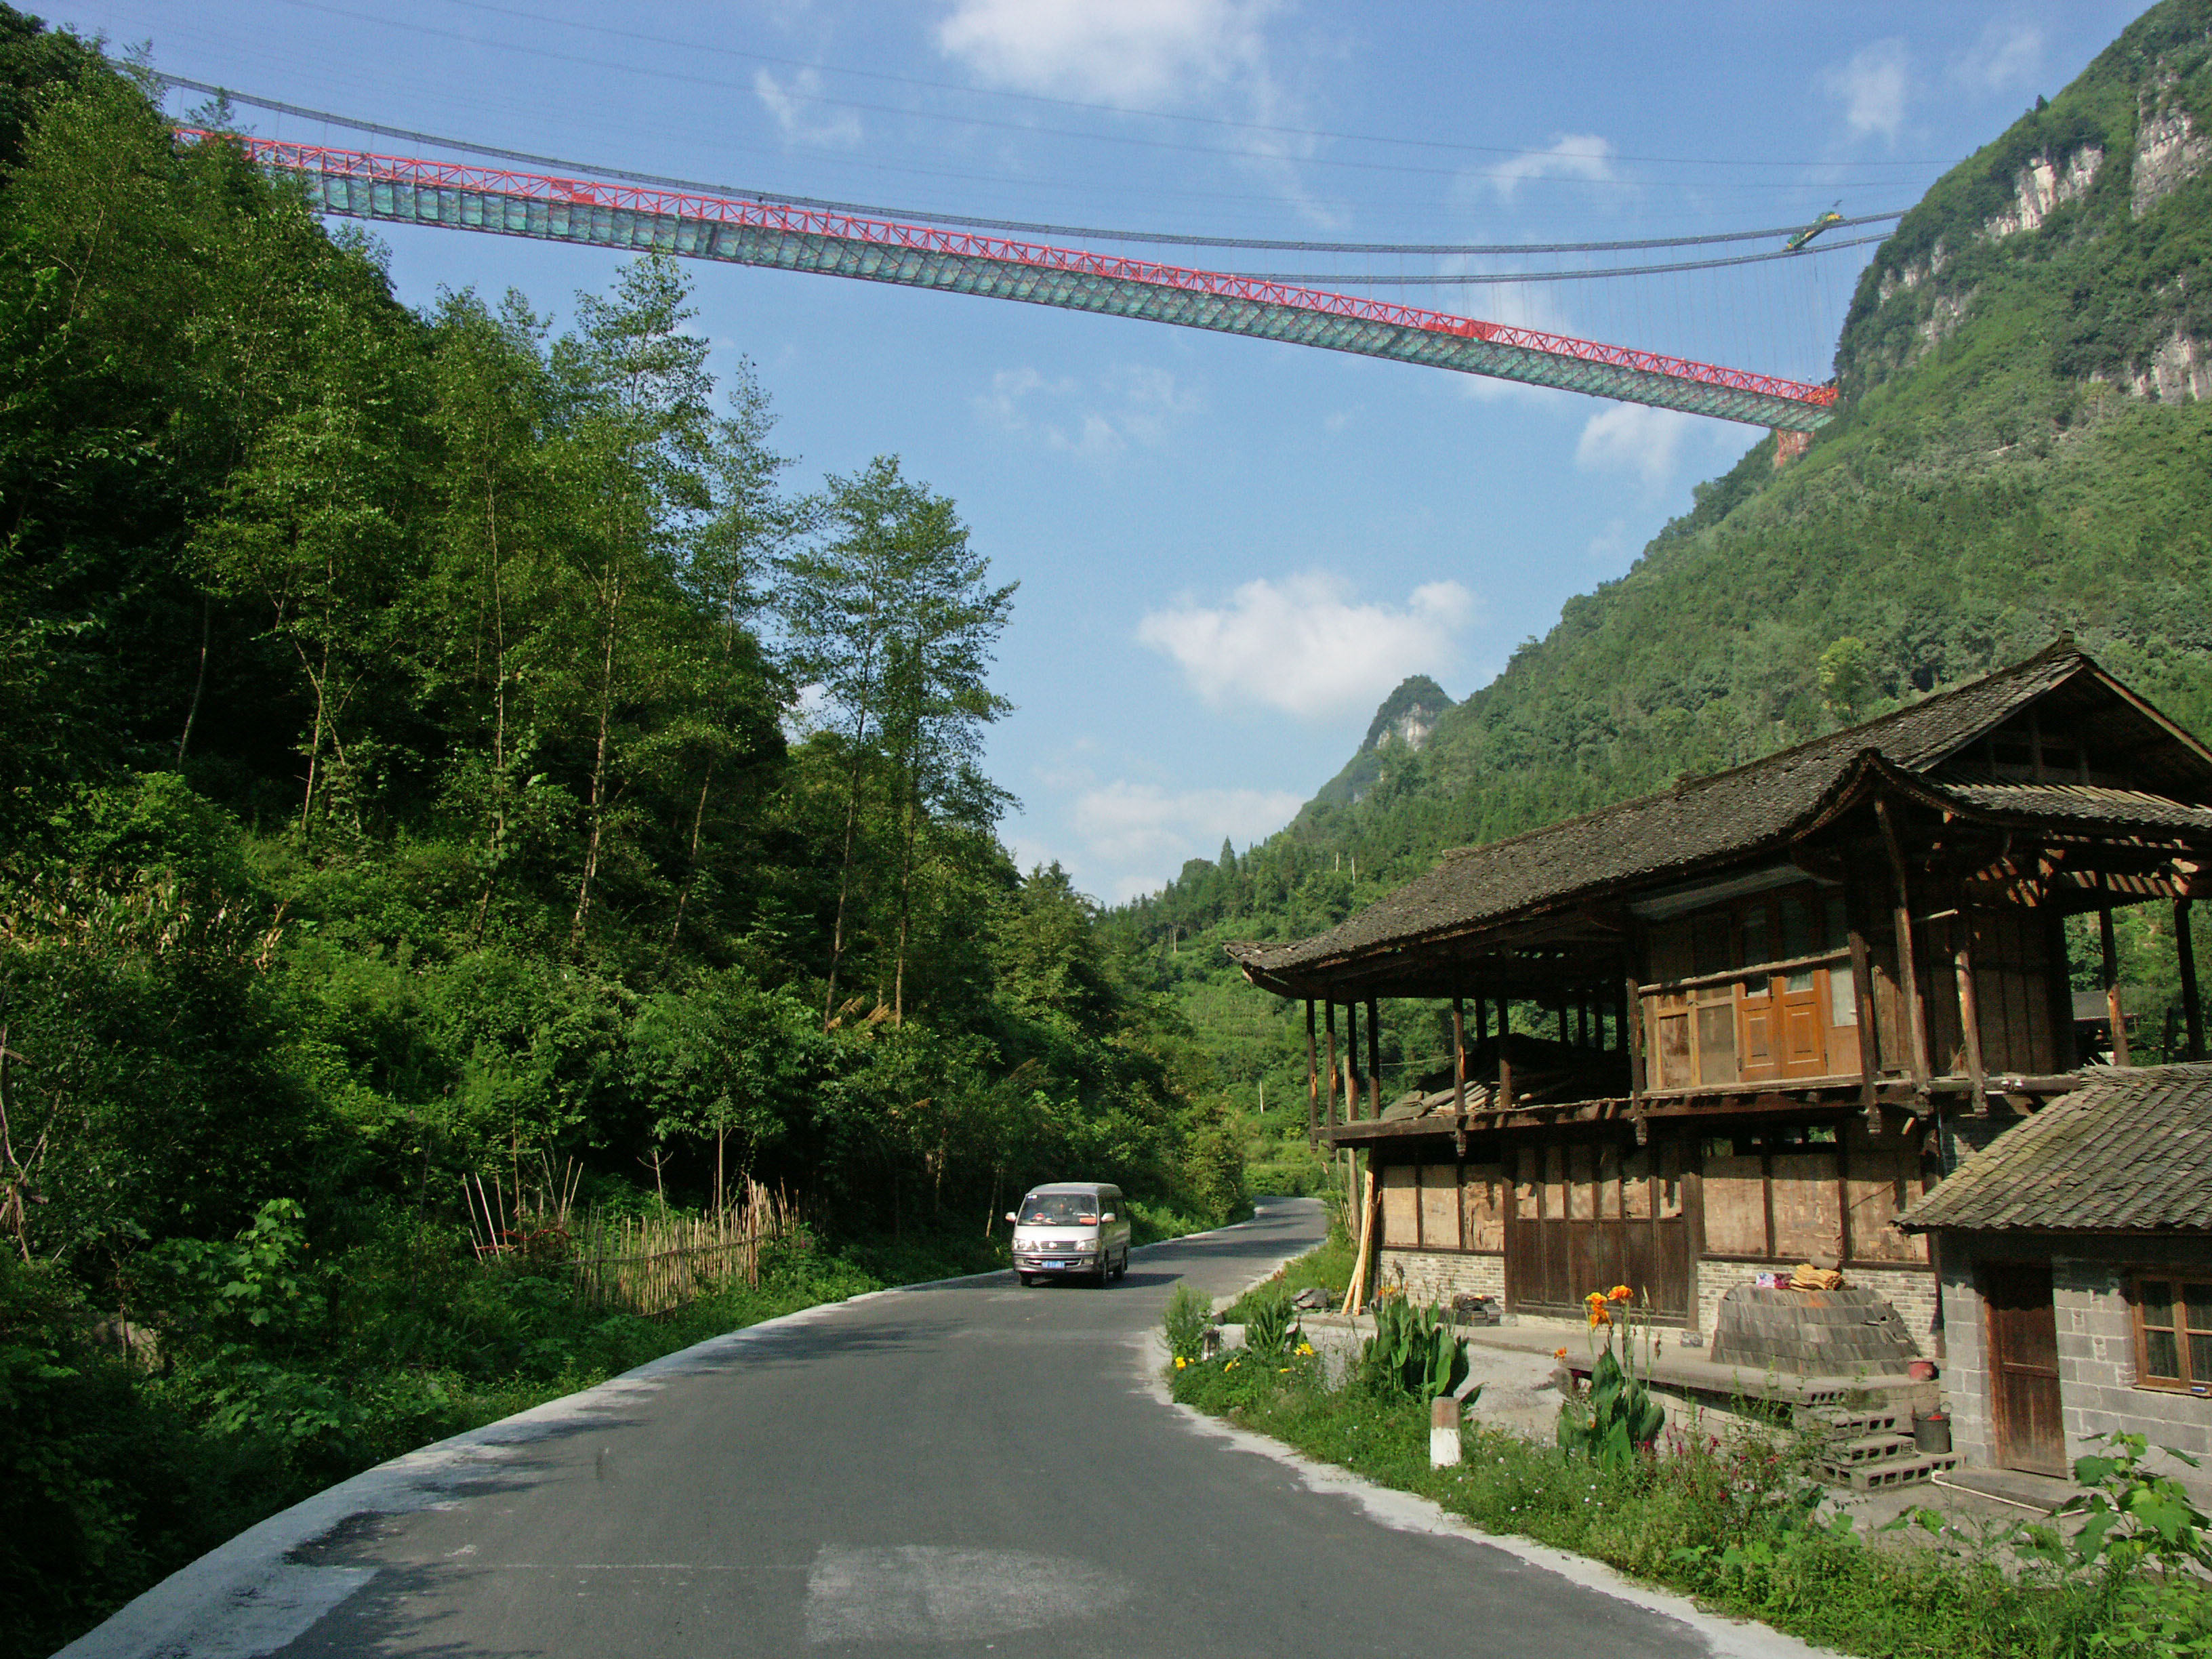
[[1587, 1307, 1611, 1329], [1584, 1290, 1607, 1308], [1553, 1347, 1569, 1361], [1607, 1284, 1633, 1303]]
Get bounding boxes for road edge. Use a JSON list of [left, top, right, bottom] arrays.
[[58, 1199, 1322, 1658], [1133, 1286, 1847, 1658]]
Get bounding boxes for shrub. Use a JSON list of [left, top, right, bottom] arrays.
[[1357, 1290, 1467, 1402], [1162, 1283, 1210, 1364], [1242, 1289, 1296, 1360]]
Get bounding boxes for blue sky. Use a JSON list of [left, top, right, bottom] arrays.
[[52, 0, 2149, 901]]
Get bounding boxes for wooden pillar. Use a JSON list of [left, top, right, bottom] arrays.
[[1324, 1001, 1340, 1128], [2101, 888, 2131, 1067], [1497, 997, 1515, 1108], [1304, 1000, 1320, 1147], [2179, 899, 2205, 1063], [1476, 994, 1490, 1047], [1626, 969, 1645, 1101], [1343, 999, 1360, 1122], [1876, 798, 1931, 1087], [1451, 995, 1468, 1118], [1366, 997, 1382, 1120], [2046, 906, 2080, 1072], [1557, 999, 1570, 1044], [1954, 926, 1986, 1113], [1849, 906, 1879, 1118]]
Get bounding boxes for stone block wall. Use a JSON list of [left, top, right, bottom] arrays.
[[1936, 1234, 2212, 1503], [1377, 1248, 1503, 1306]]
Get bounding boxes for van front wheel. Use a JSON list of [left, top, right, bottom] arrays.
[[1018, 1272, 1036, 1286]]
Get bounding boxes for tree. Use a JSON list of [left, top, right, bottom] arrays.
[[781, 457, 1010, 1027], [1817, 636, 1873, 726], [542, 255, 716, 951]]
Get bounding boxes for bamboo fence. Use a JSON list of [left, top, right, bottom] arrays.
[[463, 1157, 800, 1319]]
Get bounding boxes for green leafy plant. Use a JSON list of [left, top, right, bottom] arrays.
[[1163, 1283, 1211, 1366], [1559, 1287, 1664, 1469], [1242, 1288, 1296, 1361], [1358, 1290, 1467, 1401]]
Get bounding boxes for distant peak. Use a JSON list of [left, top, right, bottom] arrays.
[[1361, 674, 1454, 756]]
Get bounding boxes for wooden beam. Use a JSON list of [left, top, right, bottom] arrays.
[[2100, 880, 2131, 1067], [1848, 897, 1879, 1120], [1451, 995, 1468, 1120], [1366, 996, 1382, 1120], [1324, 1001, 1340, 1129], [1954, 925, 1987, 1114], [1304, 999, 1320, 1149], [1877, 797, 1932, 1088], [2179, 899, 2205, 1063], [1336, 1000, 1353, 1132], [1626, 968, 1646, 1105], [1498, 997, 1515, 1109]]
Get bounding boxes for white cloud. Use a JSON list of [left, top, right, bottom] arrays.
[[1483, 134, 1614, 201], [1136, 572, 1475, 718], [936, 0, 1279, 106], [1952, 20, 2042, 96], [1575, 403, 1706, 487], [753, 68, 863, 147], [1828, 40, 1909, 143], [977, 364, 1200, 459], [1066, 779, 1303, 892]]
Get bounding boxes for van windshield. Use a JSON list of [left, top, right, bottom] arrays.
[[1019, 1195, 1098, 1225]]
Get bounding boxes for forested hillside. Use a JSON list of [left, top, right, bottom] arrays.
[[0, 19, 1248, 1654], [1109, 0, 2212, 1109]]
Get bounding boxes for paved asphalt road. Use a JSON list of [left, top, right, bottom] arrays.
[[68, 1197, 1817, 1658]]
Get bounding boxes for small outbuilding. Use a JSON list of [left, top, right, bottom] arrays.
[[1901, 1063, 2212, 1498]]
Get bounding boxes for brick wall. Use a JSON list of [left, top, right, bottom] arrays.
[[1377, 1248, 1504, 1305]]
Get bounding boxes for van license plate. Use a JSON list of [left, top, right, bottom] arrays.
[[1045, 1260, 1068, 1269]]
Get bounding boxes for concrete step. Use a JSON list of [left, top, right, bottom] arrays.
[[1797, 1406, 1906, 1437], [1820, 1432, 1918, 1467], [1819, 1451, 1961, 1492]]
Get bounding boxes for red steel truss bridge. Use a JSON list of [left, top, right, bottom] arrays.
[[184, 131, 1841, 433]]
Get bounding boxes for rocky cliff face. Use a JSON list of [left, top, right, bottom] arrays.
[[1360, 674, 1453, 756]]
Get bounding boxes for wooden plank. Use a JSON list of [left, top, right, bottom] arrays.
[[1770, 1151, 1844, 1262], [1420, 1163, 1462, 1250], [1461, 1164, 1506, 1251], [1849, 890, 1879, 1115], [1381, 1164, 1418, 1248], [1701, 1154, 1768, 1256]]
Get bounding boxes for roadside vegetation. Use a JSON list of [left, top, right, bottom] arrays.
[[1168, 1258, 2212, 1659], [0, 16, 1245, 1655]]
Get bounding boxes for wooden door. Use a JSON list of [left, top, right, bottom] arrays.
[[1984, 1262, 2066, 1477], [1504, 1135, 1689, 1320]]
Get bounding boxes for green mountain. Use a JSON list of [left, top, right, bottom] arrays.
[[1109, 0, 2212, 1092]]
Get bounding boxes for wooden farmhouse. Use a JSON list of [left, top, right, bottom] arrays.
[[1228, 640, 2211, 1356]]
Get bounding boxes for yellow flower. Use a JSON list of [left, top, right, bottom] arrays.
[[1584, 1290, 1607, 1308], [1174, 1356, 1187, 1369], [1607, 1284, 1633, 1303]]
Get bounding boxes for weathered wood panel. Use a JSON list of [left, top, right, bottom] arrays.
[[1380, 1164, 1418, 1247], [1702, 1153, 1769, 1256], [1770, 1151, 1844, 1262], [1462, 1164, 1507, 1251], [1419, 1164, 1462, 1249]]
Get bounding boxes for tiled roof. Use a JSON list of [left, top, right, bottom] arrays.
[[1901, 1063, 2212, 1233], [1229, 642, 2101, 979], [1936, 781, 2212, 832]]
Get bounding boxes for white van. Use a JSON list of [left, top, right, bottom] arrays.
[[1006, 1183, 1131, 1286]]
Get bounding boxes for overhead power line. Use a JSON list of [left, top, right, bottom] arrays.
[[159, 77, 1905, 260], [306, 0, 1965, 171], [1246, 232, 1893, 285], [240, 3, 1946, 190]]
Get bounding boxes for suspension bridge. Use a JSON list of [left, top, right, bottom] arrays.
[[181, 126, 1860, 433]]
